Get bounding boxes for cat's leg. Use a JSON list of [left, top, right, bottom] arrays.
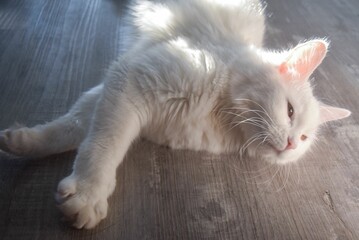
[[0, 84, 103, 157], [55, 85, 142, 229]]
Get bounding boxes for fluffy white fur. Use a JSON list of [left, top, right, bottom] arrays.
[[0, 0, 351, 229]]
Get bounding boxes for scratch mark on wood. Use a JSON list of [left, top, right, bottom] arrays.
[[323, 190, 335, 212], [322, 190, 355, 239]]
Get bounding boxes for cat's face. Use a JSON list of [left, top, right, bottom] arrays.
[[231, 40, 350, 164], [243, 79, 321, 164]]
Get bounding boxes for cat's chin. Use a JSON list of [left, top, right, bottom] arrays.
[[255, 147, 303, 165], [274, 153, 301, 165]]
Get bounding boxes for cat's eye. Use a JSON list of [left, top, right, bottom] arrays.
[[301, 135, 308, 141], [288, 102, 294, 118]]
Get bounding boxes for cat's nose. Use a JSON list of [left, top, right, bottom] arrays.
[[285, 138, 297, 150]]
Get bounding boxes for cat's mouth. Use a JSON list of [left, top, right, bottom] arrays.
[[263, 145, 294, 165], [269, 144, 290, 156]]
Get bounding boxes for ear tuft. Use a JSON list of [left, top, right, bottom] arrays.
[[278, 39, 329, 81]]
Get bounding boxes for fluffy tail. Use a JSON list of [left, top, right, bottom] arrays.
[[129, 0, 265, 47]]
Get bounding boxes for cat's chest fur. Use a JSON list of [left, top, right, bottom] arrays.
[[130, 41, 238, 153]]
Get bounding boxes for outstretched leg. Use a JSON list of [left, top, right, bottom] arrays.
[[56, 83, 142, 229], [0, 84, 103, 157]]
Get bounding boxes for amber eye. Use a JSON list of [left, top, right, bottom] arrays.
[[288, 102, 294, 118], [301, 135, 308, 141]]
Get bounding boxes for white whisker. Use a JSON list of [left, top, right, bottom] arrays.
[[234, 98, 276, 126], [276, 165, 291, 192]]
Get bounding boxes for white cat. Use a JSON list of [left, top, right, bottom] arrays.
[[0, 0, 351, 229]]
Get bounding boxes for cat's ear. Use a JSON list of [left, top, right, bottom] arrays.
[[319, 104, 351, 124], [278, 39, 329, 81]]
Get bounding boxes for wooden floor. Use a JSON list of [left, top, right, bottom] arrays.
[[1, 0, 359, 239]]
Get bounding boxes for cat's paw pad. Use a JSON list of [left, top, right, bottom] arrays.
[[56, 175, 109, 229]]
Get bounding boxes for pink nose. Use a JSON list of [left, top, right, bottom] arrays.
[[285, 138, 297, 150]]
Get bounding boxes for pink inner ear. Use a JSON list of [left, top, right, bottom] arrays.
[[278, 40, 328, 81], [278, 63, 288, 75], [319, 105, 351, 124]]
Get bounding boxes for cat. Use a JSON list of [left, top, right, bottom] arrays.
[[0, 0, 351, 229]]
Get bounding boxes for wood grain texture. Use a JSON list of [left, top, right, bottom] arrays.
[[0, 0, 358, 239]]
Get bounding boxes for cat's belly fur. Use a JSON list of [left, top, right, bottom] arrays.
[[142, 111, 231, 153], [137, 79, 235, 153]]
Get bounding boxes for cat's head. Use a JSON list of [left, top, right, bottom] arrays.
[[230, 39, 350, 164]]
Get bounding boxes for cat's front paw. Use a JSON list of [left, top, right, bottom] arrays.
[[0, 127, 37, 156], [0, 130, 12, 154], [56, 174, 114, 229]]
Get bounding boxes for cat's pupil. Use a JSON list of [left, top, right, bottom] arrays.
[[288, 102, 294, 118]]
